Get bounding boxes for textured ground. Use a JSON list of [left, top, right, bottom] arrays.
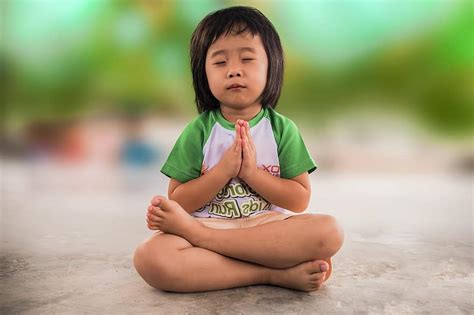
[[1, 160, 472, 314]]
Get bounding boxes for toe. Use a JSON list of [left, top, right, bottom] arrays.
[[151, 207, 162, 216], [309, 272, 325, 281], [149, 212, 160, 221], [323, 258, 332, 282], [150, 196, 160, 206], [316, 260, 329, 273], [307, 260, 329, 274], [154, 195, 172, 210], [151, 195, 167, 206]]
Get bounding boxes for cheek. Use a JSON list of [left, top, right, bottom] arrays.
[[255, 63, 268, 89], [205, 67, 218, 90]]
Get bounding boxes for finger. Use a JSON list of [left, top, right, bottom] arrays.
[[246, 123, 256, 151], [234, 124, 241, 146], [238, 121, 248, 155], [234, 123, 240, 141], [232, 125, 240, 153], [240, 122, 247, 143], [242, 133, 249, 156], [234, 127, 241, 154], [235, 138, 241, 155]]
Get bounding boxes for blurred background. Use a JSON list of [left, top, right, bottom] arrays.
[[1, 2, 473, 312], [1, 0, 473, 240]]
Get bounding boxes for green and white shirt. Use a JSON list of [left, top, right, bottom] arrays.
[[160, 107, 317, 219]]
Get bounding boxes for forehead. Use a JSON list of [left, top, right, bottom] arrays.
[[207, 32, 265, 57]]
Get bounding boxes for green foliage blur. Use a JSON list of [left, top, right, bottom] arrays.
[[2, 0, 473, 139]]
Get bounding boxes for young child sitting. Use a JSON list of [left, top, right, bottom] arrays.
[[133, 6, 344, 293]]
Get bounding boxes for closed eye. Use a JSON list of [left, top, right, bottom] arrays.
[[214, 59, 254, 65]]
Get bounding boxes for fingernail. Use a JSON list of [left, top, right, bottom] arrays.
[[320, 263, 328, 272]]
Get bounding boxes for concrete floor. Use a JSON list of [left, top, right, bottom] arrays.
[[1, 161, 473, 314]]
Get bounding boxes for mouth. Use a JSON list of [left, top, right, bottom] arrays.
[[227, 84, 246, 90]]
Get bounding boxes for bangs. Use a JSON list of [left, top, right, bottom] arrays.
[[205, 16, 261, 49], [212, 22, 257, 44]]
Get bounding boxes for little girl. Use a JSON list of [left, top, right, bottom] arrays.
[[133, 6, 344, 293]]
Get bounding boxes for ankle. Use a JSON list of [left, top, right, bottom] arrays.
[[189, 224, 212, 247], [266, 268, 281, 286]]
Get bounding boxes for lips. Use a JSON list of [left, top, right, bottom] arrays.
[[227, 84, 245, 90]]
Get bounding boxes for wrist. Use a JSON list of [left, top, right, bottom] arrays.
[[239, 167, 259, 183], [215, 161, 234, 181]]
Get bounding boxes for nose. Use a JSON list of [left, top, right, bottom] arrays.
[[226, 69, 242, 78]]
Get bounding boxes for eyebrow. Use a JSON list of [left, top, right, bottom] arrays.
[[210, 47, 257, 58]]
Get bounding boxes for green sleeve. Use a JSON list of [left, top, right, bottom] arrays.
[[276, 118, 317, 179], [160, 118, 204, 183]]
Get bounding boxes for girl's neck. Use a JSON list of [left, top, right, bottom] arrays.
[[219, 104, 263, 124]]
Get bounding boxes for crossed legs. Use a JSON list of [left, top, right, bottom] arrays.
[[133, 197, 344, 293]]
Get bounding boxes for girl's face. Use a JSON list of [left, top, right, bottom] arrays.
[[205, 31, 268, 111]]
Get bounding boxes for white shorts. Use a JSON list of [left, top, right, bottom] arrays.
[[155, 210, 297, 234]]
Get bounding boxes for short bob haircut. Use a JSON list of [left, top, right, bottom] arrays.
[[190, 6, 284, 114]]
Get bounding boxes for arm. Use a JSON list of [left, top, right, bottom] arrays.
[[236, 119, 312, 213], [168, 164, 231, 214], [168, 125, 243, 214], [243, 170, 311, 213]]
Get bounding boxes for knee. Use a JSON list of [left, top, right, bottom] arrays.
[[313, 214, 344, 258], [133, 240, 176, 290]]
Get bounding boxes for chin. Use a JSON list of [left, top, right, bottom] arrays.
[[222, 101, 254, 109]]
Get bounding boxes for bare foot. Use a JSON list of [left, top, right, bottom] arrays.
[[268, 260, 330, 292], [147, 195, 206, 243], [323, 257, 332, 282]]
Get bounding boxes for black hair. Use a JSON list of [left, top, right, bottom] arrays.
[[190, 6, 284, 113]]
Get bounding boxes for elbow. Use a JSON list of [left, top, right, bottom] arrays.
[[168, 190, 198, 213], [293, 200, 309, 213], [288, 190, 311, 213]]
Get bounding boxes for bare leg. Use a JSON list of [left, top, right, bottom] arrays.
[[149, 197, 344, 269], [133, 232, 328, 293], [193, 215, 343, 269]]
